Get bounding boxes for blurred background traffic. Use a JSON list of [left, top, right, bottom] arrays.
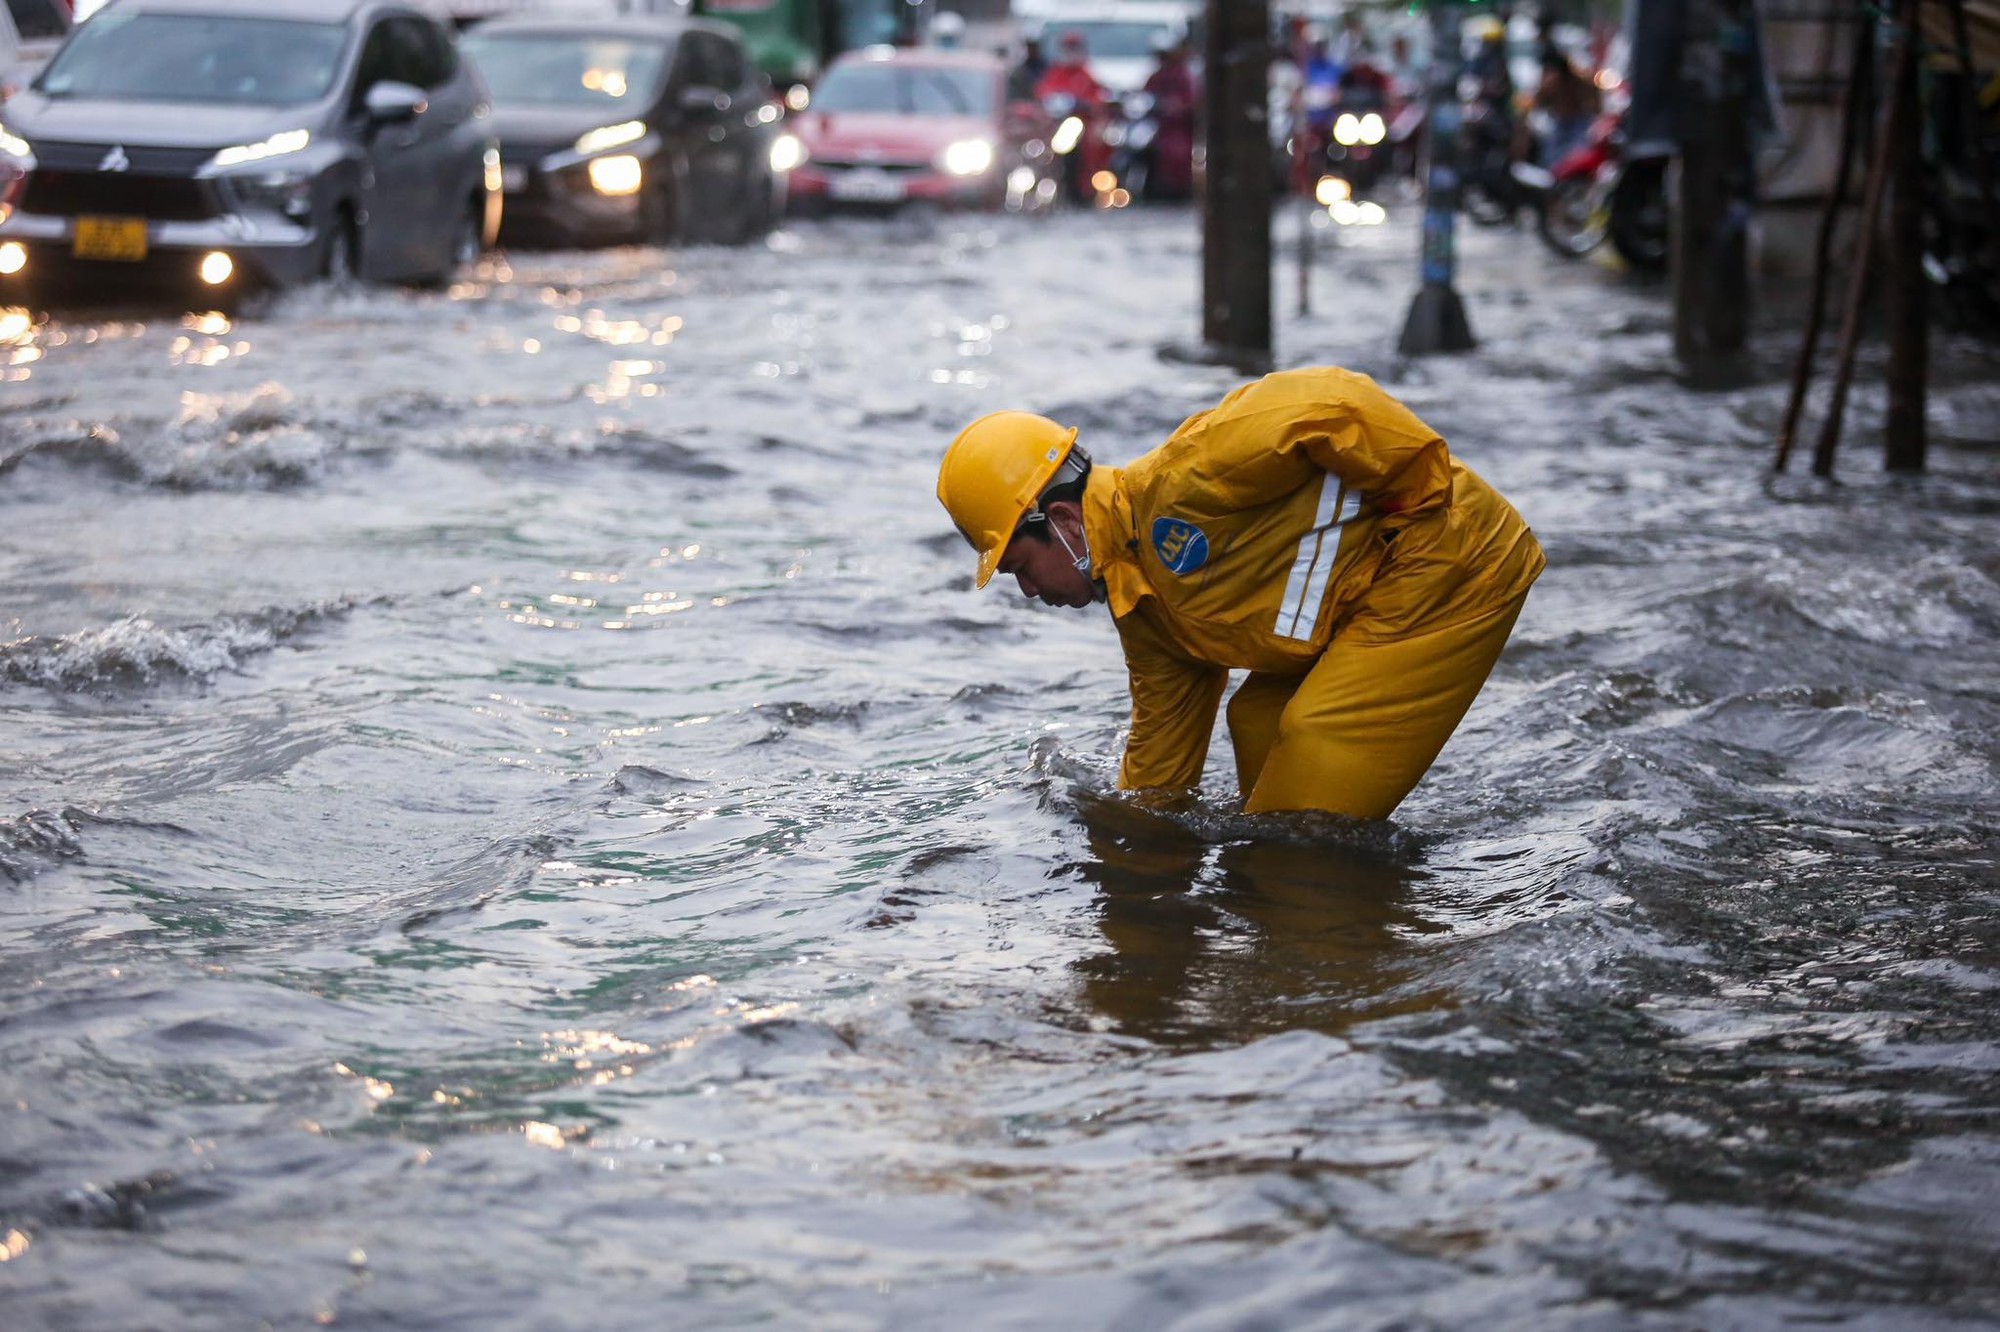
[[0, 0, 1994, 317]]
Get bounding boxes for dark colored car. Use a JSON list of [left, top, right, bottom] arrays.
[[0, 0, 500, 295], [780, 47, 1057, 216], [2, 0, 72, 100], [460, 14, 781, 248]]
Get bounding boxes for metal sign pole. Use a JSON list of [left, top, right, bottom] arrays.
[[1399, 0, 1475, 354]]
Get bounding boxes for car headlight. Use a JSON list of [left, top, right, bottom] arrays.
[[209, 129, 310, 170], [587, 154, 643, 196], [769, 133, 806, 173], [0, 122, 31, 164], [574, 121, 646, 157], [225, 169, 316, 219], [939, 138, 993, 177]]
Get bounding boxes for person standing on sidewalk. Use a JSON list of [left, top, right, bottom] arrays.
[[935, 367, 1545, 819]]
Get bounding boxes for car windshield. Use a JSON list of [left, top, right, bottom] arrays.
[[812, 62, 993, 116], [1038, 20, 1175, 59], [35, 12, 347, 106], [460, 33, 671, 108]]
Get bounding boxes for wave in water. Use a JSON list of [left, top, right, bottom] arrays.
[[0, 807, 84, 884], [0, 383, 490, 490], [0, 599, 368, 693]]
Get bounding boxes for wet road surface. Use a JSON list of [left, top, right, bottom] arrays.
[[2, 206, 1998, 1328]]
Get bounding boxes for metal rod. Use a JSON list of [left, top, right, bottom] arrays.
[[1774, 9, 1874, 471], [1812, 0, 1918, 479]]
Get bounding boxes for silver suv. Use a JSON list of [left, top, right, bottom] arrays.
[[0, 0, 500, 294]]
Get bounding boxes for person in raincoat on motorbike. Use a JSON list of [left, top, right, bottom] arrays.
[[1035, 30, 1113, 200], [1141, 36, 1199, 201], [936, 367, 1545, 820]]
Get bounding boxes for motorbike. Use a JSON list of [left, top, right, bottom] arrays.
[[1607, 154, 1668, 273], [1320, 74, 1393, 199], [1510, 109, 1618, 258], [1457, 91, 1535, 225], [1042, 92, 1113, 206], [1508, 108, 1670, 272], [1103, 90, 1157, 202]]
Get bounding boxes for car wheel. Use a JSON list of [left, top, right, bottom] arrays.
[[322, 210, 359, 286], [645, 155, 689, 246], [732, 170, 775, 244], [450, 196, 485, 268], [407, 196, 483, 289]]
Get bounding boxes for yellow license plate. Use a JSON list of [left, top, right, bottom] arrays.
[[73, 216, 149, 262]]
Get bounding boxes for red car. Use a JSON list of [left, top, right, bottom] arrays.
[[776, 47, 1057, 215]]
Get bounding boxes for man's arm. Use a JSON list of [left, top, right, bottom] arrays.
[[1116, 607, 1228, 791]]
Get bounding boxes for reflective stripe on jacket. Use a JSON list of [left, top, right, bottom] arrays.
[[1079, 366, 1545, 791]]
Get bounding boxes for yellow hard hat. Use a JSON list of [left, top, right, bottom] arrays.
[[937, 410, 1080, 589]]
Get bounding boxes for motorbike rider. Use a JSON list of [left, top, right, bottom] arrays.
[[1383, 33, 1425, 182], [1467, 17, 1515, 108], [1036, 30, 1113, 200], [1141, 36, 1198, 201], [1036, 30, 1109, 113], [1532, 50, 1602, 166], [936, 367, 1545, 820], [1293, 32, 1341, 194], [1007, 35, 1049, 104]]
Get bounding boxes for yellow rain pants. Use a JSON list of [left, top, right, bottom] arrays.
[[1227, 597, 1527, 818]]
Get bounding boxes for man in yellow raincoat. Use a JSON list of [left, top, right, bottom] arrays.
[[936, 366, 1544, 819]]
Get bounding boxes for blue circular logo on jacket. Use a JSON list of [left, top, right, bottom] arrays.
[[1151, 517, 1209, 575]]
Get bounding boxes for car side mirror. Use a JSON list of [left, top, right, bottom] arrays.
[[365, 80, 428, 123], [677, 84, 728, 117]]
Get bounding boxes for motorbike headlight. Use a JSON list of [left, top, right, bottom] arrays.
[[938, 138, 993, 177], [1050, 116, 1084, 156], [587, 154, 643, 196], [1358, 113, 1386, 146], [209, 129, 311, 171], [1333, 114, 1360, 147], [574, 120, 646, 157], [769, 132, 806, 173]]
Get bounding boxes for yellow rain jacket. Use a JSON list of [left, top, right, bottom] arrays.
[[1079, 366, 1544, 817]]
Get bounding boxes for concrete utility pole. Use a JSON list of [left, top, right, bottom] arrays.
[[1672, 0, 1757, 385], [1399, 0, 1474, 354], [1197, 0, 1272, 369]]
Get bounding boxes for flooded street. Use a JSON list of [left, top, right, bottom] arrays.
[[2, 207, 1997, 1328]]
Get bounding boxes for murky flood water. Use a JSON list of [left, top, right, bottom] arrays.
[[2, 209, 1996, 1329]]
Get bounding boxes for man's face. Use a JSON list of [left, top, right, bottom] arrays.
[[997, 505, 1095, 608]]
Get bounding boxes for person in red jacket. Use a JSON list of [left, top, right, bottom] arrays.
[[1035, 30, 1112, 199], [1142, 38, 1198, 201], [1034, 30, 1107, 112]]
